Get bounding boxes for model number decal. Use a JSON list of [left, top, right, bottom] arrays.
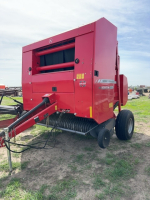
[[96, 79, 116, 84], [99, 86, 114, 90]]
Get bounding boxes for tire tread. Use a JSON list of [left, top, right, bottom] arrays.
[[115, 110, 134, 140]]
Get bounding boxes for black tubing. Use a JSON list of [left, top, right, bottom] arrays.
[[8, 97, 49, 131]]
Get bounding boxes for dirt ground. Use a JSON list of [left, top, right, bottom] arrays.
[[0, 121, 150, 199], [0, 95, 150, 200]]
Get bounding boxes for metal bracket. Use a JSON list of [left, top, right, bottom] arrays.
[[4, 127, 12, 173]]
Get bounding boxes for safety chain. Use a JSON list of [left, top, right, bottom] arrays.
[[46, 111, 64, 140]]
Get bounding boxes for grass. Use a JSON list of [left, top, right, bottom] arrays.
[[121, 96, 150, 122], [50, 178, 78, 200], [0, 178, 47, 200], [68, 164, 77, 172], [83, 146, 94, 151], [30, 125, 50, 137], [1, 96, 23, 106], [73, 154, 84, 164], [12, 152, 20, 158], [105, 159, 133, 180], [0, 114, 15, 121], [131, 143, 142, 149], [94, 152, 139, 198], [0, 97, 23, 120], [145, 142, 150, 147], [104, 154, 137, 181], [0, 161, 28, 172], [103, 152, 115, 165], [93, 173, 105, 189], [84, 164, 92, 170], [145, 166, 150, 176], [30, 125, 61, 140], [0, 176, 78, 200], [96, 183, 124, 200]]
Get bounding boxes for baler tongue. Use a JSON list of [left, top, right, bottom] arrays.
[[0, 94, 57, 171]]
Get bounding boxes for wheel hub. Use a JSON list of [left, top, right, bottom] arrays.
[[128, 118, 133, 135]]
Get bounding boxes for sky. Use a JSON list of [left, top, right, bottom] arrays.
[[0, 0, 150, 87]]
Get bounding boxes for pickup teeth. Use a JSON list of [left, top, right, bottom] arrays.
[[40, 113, 98, 133]]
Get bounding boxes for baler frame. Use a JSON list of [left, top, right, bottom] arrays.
[[0, 17, 134, 172]]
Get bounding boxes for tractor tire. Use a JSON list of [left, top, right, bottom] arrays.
[[115, 110, 134, 140], [98, 128, 110, 148]]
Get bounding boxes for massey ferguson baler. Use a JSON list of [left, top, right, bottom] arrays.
[[0, 18, 134, 171]]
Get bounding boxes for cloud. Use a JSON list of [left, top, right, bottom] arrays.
[[0, 0, 150, 86]]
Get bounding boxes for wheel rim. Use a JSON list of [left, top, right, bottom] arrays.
[[128, 118, 133, 135], [103, 131, 110, 147]]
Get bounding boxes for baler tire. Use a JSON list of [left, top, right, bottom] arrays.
[[98, 128, 110, 148], [115, 110, 134, 140]]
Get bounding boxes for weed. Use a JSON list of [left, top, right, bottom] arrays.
[[47, 193, 58, 200], [83, 147, 94, 151], [21, 161, 29, 169], [145, 142, 150, 147], [134, 158, 140, 165], [40, 184, 48, 193], [84, 164, 92, 170], [0, 175, 9, 188], [96, 183, 124, 200], [96, 192, 105, 200], [131, 143, 142, 149], [12, 152, 20, 158], [68, 164, 77, 172], [63, 189, 77, 199], [93, 174, 105, 189], [105, 157, 115, 165], [145, 166, 150, 176], [51, 179, 78, 193], [89, 152, 98, 160], [104, 152, 115, 165], [104, 184, 124, 196], [28, 168, 38, 176], [74, 154, 84, 164]]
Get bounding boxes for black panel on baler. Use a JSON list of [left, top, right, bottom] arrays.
[[40, 48, 75, 66]]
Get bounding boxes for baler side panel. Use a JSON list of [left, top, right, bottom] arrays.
[[32, 71, 74, 93], [74, 33, 94, 118], [93, 18, 117, 124], [22, 51, 33, 111], [31, 93, 75, 113]]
